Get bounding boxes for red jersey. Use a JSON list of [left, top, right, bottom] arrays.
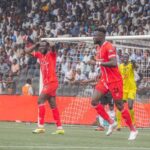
[[96, 41, 122, 83], [32, 51, 58, 85]]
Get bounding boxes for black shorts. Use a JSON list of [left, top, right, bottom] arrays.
[[100, 92, 114, 107]]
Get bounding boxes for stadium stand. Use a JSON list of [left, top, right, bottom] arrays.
[[0, 0, 149, 97]]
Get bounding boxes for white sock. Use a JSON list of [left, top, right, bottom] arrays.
[[108, 110, 115, 121], [98, 116, 104, 127], [57, 126, 63, 130]]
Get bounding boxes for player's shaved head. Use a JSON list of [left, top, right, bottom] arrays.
[[40, 40, 49, 47], [93, 27, 106, 45], [39, 41, 49, 55], [95, 27, 106, 34], [123, 53, 129, 64]]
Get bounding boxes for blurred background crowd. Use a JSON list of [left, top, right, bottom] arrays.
[[0, 0, 149, 99]]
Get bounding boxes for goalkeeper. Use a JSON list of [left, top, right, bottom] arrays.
[[116, 53, 137, 130]]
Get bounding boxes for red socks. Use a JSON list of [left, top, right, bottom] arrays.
[[95, 104, 113, 124], [121, 109, 136, 131], [52, 108, 62, 127], [38, 104, 61, 127], [38, 104, 45, 127]]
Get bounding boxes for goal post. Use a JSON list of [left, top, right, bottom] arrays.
[[40, 35, 150, 127], [41, 34, 150, 41]]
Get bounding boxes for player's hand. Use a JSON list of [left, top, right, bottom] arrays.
[[95, 58, 104, 66], [87, 60, 96, 65], [88, 59, 103, 65], [49, 42, 55, 47], [35, 42, 40, 48], [95, 58, 104, 62]]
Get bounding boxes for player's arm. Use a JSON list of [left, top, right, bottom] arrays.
[[81, 78, 96, 85], [87, 55, 98, 65], [100, 43, 117, 67], [88, 57, 117, 67], [50, 42, 59, 53], [131, 60, 138, 70], [81, 74, 100, 85], [100, 57, 117, 67], [25, 42, 40, 54]]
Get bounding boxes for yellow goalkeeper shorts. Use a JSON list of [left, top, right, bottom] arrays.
[[123, 91, 136, 101]]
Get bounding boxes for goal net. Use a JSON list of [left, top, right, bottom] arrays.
[[41, 35, 150, 127]]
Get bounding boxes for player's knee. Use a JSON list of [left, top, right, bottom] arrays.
[[48, 97, 57, 109], [50, 102, 56, 109], [37, 98, 45, 105], [38, 100, 43, 105], [115, 101, 124, 111], [91, 99, 99, 106], [128, 105, 133, 110]]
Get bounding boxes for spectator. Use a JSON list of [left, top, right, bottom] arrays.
[[11, 59, 20, 76], [72, 68, 87, 85], [5, 73, 16, 95], [22, 78, 34, 96], [61, 58, 68, 75], [88, 65, 98, 81], [137, 77, 150, 99], [64, 66, 76, 85], [0, 74, 3, 94], [0, 0, 149, 97], [0, 57, 10, 77], [56, 51, 63, 63], [76, 58, 84, 73]]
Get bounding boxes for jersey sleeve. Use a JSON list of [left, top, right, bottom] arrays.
[[49, 51, 57, 58], [95, 46, 100, 60], [31, 51, 42, 58], [119, 64, 122, 73], [106, 43, 117, 59]]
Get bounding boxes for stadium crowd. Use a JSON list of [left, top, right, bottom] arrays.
[[0, 0, 149, 97]]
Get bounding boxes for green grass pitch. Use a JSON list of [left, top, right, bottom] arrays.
[[0, 122, 150, 150]]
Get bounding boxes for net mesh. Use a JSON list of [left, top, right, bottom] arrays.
[[52, 37, 150, 127], [61, 97, 91, 125]]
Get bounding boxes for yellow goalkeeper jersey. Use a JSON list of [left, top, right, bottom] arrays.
[[119, 62, 137, 93]]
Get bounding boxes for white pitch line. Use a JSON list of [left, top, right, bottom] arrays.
[[0, 146, 149, 150]]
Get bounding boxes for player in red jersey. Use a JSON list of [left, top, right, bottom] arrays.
[[89, 27, 138, 140], [25, 41, 64, 135]]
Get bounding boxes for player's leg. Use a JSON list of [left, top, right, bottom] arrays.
[[95, 115, 105, 131], [101, 93, 117, 136], [128, 100, 135, 124], [93, 82, 114, 125], [32, 93, 48, 133], [94, 82, 117, 136], [110, 81, 138, 140], [128, 91, 136, 125], [109, 81, 134, 131], [95, 96, 107, 131], [115, 100, 138, 140], [116, 93, 127, 131], [46, 82, 64, 135], [48, 96, 62, 127], [107, 93, 115, 122], [108, 105, 115, 125], [48, 96, 64, 135], [116, 110, 121, 130]]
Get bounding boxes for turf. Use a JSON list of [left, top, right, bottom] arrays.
[[0, 122, 150, 150]]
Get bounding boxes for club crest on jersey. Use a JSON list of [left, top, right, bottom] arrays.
[[109, 49, 114, 53], [40, 61, 49, 65]]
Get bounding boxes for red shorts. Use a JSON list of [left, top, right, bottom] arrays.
[[41, 82, 58, 96], [95, 80, 123, 100]]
